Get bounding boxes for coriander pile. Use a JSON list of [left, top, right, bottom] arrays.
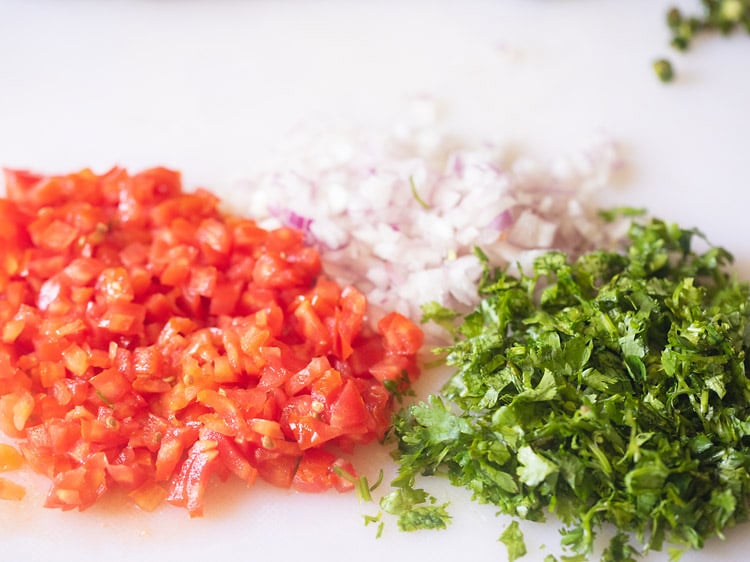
[[384, 217, 750, 561]]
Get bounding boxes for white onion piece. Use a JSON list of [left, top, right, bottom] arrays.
[[236, 106, 628, 341]]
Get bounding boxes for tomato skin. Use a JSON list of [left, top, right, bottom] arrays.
[[0, 167, 424, 515]]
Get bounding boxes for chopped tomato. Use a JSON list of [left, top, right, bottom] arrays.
[[0, 167, 424, 515], [0, 477, 25, 501], [378, 311, 425, 356], [0, 443, 24, 471], [292, 449, 339, 493]]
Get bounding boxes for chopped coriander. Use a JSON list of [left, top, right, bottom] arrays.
[[389, 217, 750, 560], [333, 467, 384, 503], [499, 520, 527, 562], [383, 371, 417, 403], [379, 486, 451, 531], [364, 512, 385, 539], [368, 468, 384, 492], [395, 504, 451, 531], [420, 301, 460, 337]]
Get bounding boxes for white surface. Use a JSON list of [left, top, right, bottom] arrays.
[[1, 1, 750, 561]]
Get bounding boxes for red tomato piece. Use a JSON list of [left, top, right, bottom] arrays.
[[96, 301, 146, 336], [166, 438, 219, 517], [292, 449, 337, 493], [329, 379, 370, 431], [377, 311, 425, 356], [95, 267, 135, 304], [254, 448, 299, 489], [334, 286, 366, 360], [89, 368, 130, 404], [0, 477, 26, 501], [0, 443, 24, 472]]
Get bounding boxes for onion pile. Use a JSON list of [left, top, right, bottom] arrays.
[[238, 103, 629, 341]]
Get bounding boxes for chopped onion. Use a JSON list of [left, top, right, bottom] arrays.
[[236, 103, 629, 341]]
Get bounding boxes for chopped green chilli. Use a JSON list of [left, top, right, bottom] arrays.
[[657, 0, 750, 81], [389, 217, 750, 560], [653, 58, 675, 83]]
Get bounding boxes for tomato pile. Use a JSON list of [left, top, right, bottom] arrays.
[[0, 167, 424, 515]]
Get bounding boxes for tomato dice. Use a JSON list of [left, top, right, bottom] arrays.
[[0, 477, 26, 501], [0, 167, 424, 515], [0, 443, 24, 472]]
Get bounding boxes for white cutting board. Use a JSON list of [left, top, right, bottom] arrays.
[[0, 1, 749, 561]]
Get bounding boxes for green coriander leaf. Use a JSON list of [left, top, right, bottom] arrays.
[[379, 486, 429, 516], [383, 370, 416, 403], [420, 301, 460, 336], [499, 520, 527, 562], [396, 504, 451, 531], [516, 446, 557, 487], [411, 395, 472, 442]]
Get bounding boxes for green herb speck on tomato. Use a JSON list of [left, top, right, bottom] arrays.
[[387, 216, 750, 561]]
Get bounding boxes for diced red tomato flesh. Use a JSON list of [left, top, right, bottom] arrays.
[[0, 167, 424, 515]]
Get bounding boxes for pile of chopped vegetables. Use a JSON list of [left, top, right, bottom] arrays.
[[0, 167, 423, 515], [384, 217, 750, 561], [2, 126, 748, 561], [240, 111, 627, 341]]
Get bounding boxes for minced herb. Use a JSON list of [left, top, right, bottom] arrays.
[[500, 520, 527, 562], [387, 217, 750, 560]]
